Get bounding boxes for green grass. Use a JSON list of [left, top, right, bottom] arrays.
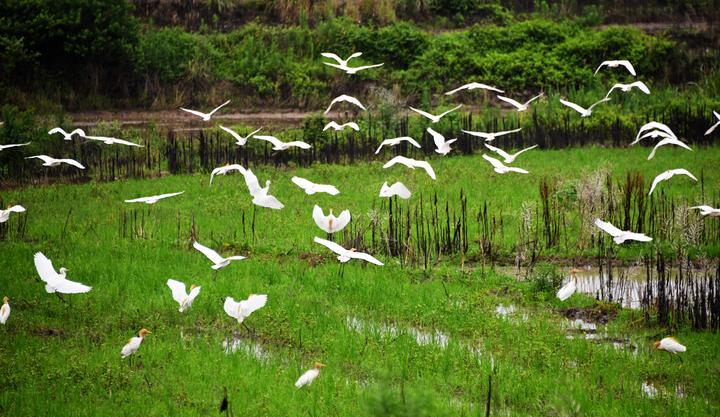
[[1, 148, 720, 416]]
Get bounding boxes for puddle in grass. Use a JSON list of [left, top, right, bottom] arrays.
[[222, 336, 271, 362], [346, 316, 449, 348], [563, 318, 638, 356], [642, 381, 686, 399], [494, 304, 530, 322]]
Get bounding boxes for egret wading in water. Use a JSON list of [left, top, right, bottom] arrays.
[[295, 362, 326, 388], [121, 328, 151, 363], [556, 269, 583, 301]]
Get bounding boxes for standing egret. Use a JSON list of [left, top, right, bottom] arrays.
[[557, 269, 582, 301], [594, 218, 652, 244], [375, 137, 421, 154], [445, 82, 504, 95], [0, 297, 9, 324], [690, 205, 720, 217], [83, 135, 143, 147], [705, 111, 720, 136], [482, 154, 529, 174], [312, 205, 351, 234], [254, 135, 311, 151], [559, 97, 611, 118], [379, 182, 411, 199], [594, 60, 636, 76], [33, 252, 91, 294], [124, 191, 184, 204], [48, 127, 85, 141], [26, 155, 85, 169], [0, 205, 25, 223], [383, 156, 436, 180], [461, 127, 522, 142], [121, 328, 151, 359], [323, 121, 360, 132], [210, 164, 246, 185], [313, 237, 384, 265], [193, 241, 246, 270], [180, 100, 231, 121], [295, 362, 326, 388], [166, 279, 201, 313], [647, 137, 692, 160], [483, 143, 538, 164], [291, 177, 340, 196], [496, 93, 543, 112], [605, 81, 650, 98], [241, 169, 284, 209], [324, 95, 366, 114], [654, 337, 686, 362], [0, 142, 30, 151], [649, 169, 697, 195], [427, 127, 457, 155], [219, 125, 262, 146]]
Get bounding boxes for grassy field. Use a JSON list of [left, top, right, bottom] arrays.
[[1, 147, 720, 416]]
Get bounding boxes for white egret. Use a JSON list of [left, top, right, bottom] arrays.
[[690, 205, 720, 217], [166, 279, 201, 312], [193, 241, 246, 270], [632, 122, 675, 145], [312, 205, 350, 234], [324, 62, 384, 74], [647, 137, 692, 160], [375, 136, 421, 154], [0, 205, 25, 223], [0, 142, 30, 151], [0, 296, 9, 324], [559, 97, 611, 117], [291, 176, 340, 196], [483, 143, 538, 164], [223, 294, 267, 323], [254, 135, 311, 151], [121, 328, 150, 359], [654, 337, 686, 355], [180, 100, 230, 121], [83, 135, 143, 147], [379, 181, 411, 199], [48, 127, 85, 141], [323, 121, 360, 132], [461, 127, 522, 142], [324, 94, 366, 114], [427, 127, 457, 155], [242, 169, 284, 209], [26, 155, 85, 169], [295, 362, 326, 388], [409, 105, 462, 124], [594, 218, 652, 244], [210, 164, 246, 185], [445, 82, 504, 95], [705, 111, 720, 136], [219, 125, 262, 146], [33, 252, 92, 294], [124, 191, 184, 204], [497, 93, 543, 112], [557, 269, 581, 301], [594, 60, 636, 76], [321, 52, 362, 67], [383, 156, 436, 180], [313, 236, 383, 265], [482, 154, 529, 174], [605, 81, 650, 98], [649, 169, 697, 195], [638, 129, 676, 141]]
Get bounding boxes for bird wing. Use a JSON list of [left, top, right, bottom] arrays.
[[167, 279, 188, 304], [34, 252, 61, 285], [559, 99, 588, 115], [124, 195, 151, 203], [632, 81, 650, 94], [587, 97, 611, 111], [690, 205, 714, 212], [0, 142, 31, 150], [187, 286, 201, 302], [208, 100, 231, 116], [48, 127, 66, 136], [193, 241, 225, 264], [339, 95, 366, 110], [55, 278, 91, 294], [8, 205, 26, 213], [323, 62, 348, 72], [351, 63, 384, 72], [634, 122, 673, 144], [26, 155, 54, 163], [647, 138, 692, 160], [285, 141, 312, 149], [427, 127, 446, 149], [437, 104, 463, 118], [382, 156, 407, 169], [604, 84, 622, 98], [671, 169, 698, 182], [254, 135, 284, 148], [320, 52, 343, 64], [649, 171, 671, 195], [619, 60, 636, 76], [314, 184, 339, 195], [71, 129, 86, 137], [323, 121, 340, 131], [391, 182, 411, 199], [223, 297, 241, 319], [483, 143, 511, 160], [514, 144, 539, 157], [444, 84, 470, 95], [461, 129, 491, 140], [253, 194, 284, 209], [525, 93, 544, 106], [156, 192, 184, 200], [239, 294, 267, 317], [295, 369, 317, 388], [408, 158, 436, 179], [404, 137, 422, 148], [496, 95, 523, 110], [313, 236, 347, 256], [506, 166, 529, 174], [291, 176, 314, 191], [482, 154, 504, 169], [495, 127, 523, 137], [111, 138, 144, 147], [180, 108, 208, 118], [705, 120, 720, 136], [312, 205, 330, 231], [59, 159, 85, 169], [594, 61, 608, 75], [219, 125, 244, 144], [348, 250, 384, 266], [409, 107, 436, 121], [345, 122, 360, 131], [335, 210, 351, 230], [594, 218, 623, 237]]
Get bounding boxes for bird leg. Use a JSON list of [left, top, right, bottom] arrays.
[[55, 293, 67, 304], [242, 322, 257, 339]]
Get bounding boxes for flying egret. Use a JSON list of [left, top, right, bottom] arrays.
[[324, 95, 366, 114], [223, 294, 267, 324], [379, 181, 411, 199], [559, 97, 611, 117], [324, 62, 384, 74], [427, 127, 457, 155], [295, 362, 326, 388], [632, 122, 675, 145], [409, 105, 462, 123], [649, 169, 697, 195], [482, 154, 529, 174], [461, 127, 522, 142], [0, 142, 30, 151], [180, 100, 231, 121], [121, 328, 151, 359], [242, 169, 284, 209], [321, 52, 363, 67], [0, 296, 9, 325], [383, 156, 436, 180], [654, 337, 686, 361], [594, 60, 636, 76], [33, 252, 92, 294], [705, 111, 720, 136], [483, 143, 538, 164], [445, 82, 504, 95], [690, 205, 720, 217], [647, 137, 692, 160], [291, 176, 340, 196], [605, 81, 650, 98], [124, 191, 184, 204], [166, 279, 201, 312], [26, 155, 85, 169], [83, 135, 143, 147], [48, 127, 85, 141], [375, 136, 421, 154], [254, 135, 311, 151], [219, 125, 262, 146], [497, 93, 543, 112], [557, 269, 582, 301], [313, 205, 350, 234], [594, 218, 652, 244], [193, 241, 246, 270], [210, 164, 246, 185], [638, 129, 676, 141], [313, 236, 384, 265], [323, 121, 360, 132], [0, 205, 25, 223]]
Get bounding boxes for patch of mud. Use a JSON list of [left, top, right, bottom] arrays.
[[559, 306, 618, 324], [298, 252, 324, 267], [30, 327, 67, 338]]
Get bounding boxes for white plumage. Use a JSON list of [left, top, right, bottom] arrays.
[[33, 252, 92, 294], [409, 105, 462, 123], [482, 154, 529, 174], [254, 135, 311, 151], [180, 100, 230, 121], [48, 127, 86, 141], [375, 136, 421, 154], [496, 93, 543, 112], [124, 191, 184, 204], [0, 142, 31, 151], [193, 241, 246, 270], [313, 237, 383, 265], [324, 95, 366, 114], [219, 125, 262, 146], [321, 52, 362, 67], [0, 297, 10, 325], [26, 155, 85, 169], [649, 169, 697, 195], [594, 218, 652, 244], [83, 135, 143, 147], [210, 164, 246, 185], [461, 127, 522, 142], [556, 279, 576, 301], [323, 121, 360, 132], [312, 205, 350, 234], [241, 169, 284, 209], [379, 182, 411, 199], [559, 97, 611, 117], [605, 81, 650, 98], [167, 279, 201, 312], [594, 60, 636, 76], [483, 143, 538, 164], [705, 111, 720, 136], [291, 176, 340, 196], [383, 156, 436, 180], [427, 127, 457, 155], [690, 205, 720, 217], [654, 337, 686, 354], [646, 137, 692, 160], [0, 205, 25, 223], [224, 294, 267, 323], [295, 362, 325, 388], [445, 82, 504, 95], [121, 329, 150, 358], [631, 122, 675, 145]]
